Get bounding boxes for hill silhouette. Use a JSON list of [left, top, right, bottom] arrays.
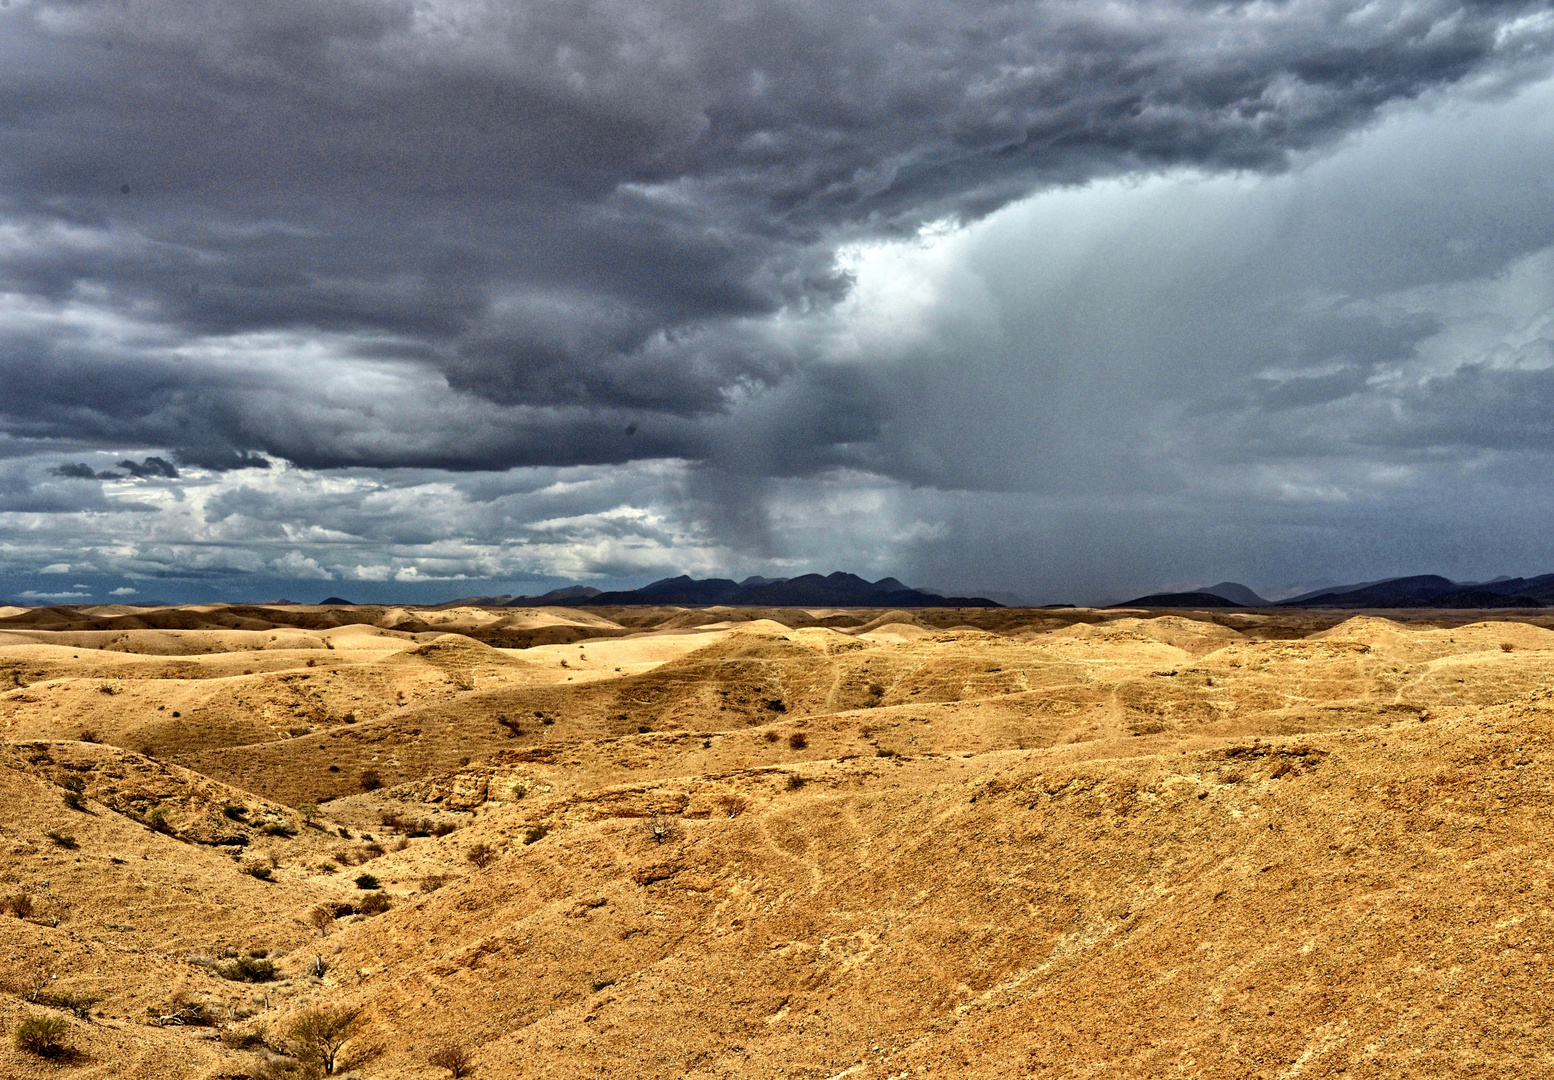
[[487, 572, 1001, 608]]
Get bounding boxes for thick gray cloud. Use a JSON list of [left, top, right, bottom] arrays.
[[1, 0, 1550, 470]]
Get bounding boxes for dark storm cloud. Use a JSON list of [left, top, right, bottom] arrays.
[[1, 0, 1549, 471]]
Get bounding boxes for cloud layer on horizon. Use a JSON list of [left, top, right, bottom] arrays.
[[3, 0, 1554, 602]]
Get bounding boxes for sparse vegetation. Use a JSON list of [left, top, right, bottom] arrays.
[[297, 802, 319, 825], [420, 874, 448, 893], [522, 824, 548, 845], [358, 891, 392, 915], [714, 793, 747, 818], [643, 814, 681, 844], [223, 803, 247, 820], [13, 1013, 71, 1058], [591, 977, 617, 991], [146, 806, 174, 834], [45, 828, 77, 849], [786, 772, 807, 790], [467, 842, 497, 867], [355, 873, 381, 889], [242, 864, 274, 881], [429, 1044, 475, 1078], [3, 892, 36, 919], [264, 822, 298, 837], [787, 731, 808, 750], [360, 769, 382, 791], [216, 954, 279, 982]]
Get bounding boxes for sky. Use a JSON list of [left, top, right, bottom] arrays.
[[3, 0, 1554, 606]]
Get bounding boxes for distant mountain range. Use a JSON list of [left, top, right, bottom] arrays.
[[450, 572, 1001, 608], [1119, 574, 1554, 609]]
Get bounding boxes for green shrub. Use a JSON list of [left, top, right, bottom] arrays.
[[523, 825, 548, 845], [242, 865, 273, 881], [354, 874, 380, 890], [13, 1013, 70, 1057], [44, 829, 77, 849], [466, 842, 496, 867]]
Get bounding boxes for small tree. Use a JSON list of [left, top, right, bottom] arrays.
[[429, 1044, 475, 1078], [286, 1006, 359, 1076], [307, 906, 334, 936], [297, 802, 319, 826], [466, 842, 496, 869]]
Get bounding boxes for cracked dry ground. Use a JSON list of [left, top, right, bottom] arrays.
[[3, 600, 1554, 1078]]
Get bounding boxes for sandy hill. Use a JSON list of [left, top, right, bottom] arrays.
[[4, 601, 1554, 1076]]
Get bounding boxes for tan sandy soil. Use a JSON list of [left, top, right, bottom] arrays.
[[4, 601, 1554, 1077]]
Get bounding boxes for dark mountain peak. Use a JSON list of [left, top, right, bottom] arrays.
[[1199, 582, 1269, 606], [1115, 591, 1239, 608], [318, 596, 355, 606]]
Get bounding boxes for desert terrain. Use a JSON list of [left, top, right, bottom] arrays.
[[3, 599, 1554, 1077]]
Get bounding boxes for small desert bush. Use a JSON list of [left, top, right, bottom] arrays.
[[876, 747, 898, 758], [222, 803, 247, 820], [762, 729, 779, 743], [466, 842, 496, 868], [357, 891, 392, 916], [44, 829, 77, 849], [242, 864, 274, 881], [359, 769, 382, 792], [643, 814, 680, 844], [263, 822, 297, 838], [1502, 642, 1515, 652], [3, 892, 36, 919], [354, 873, 380, 890], [765, 698, 786, 712], [62, 789, 85, 811], [146, 807, 174, 834], [39, 991, 99, 1019], [297, 803, 318, 825], [787, 732, 808, 750], [785, 772, 806, 790], [429, 1043, 475, 1077], [216, 954, 278, 982], [522, 824, 548, 845], [714, 794, 747, 819], [432, 821, 458, 837], [13, 1013, 71, 1058], [420, 875, 448, 893]]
